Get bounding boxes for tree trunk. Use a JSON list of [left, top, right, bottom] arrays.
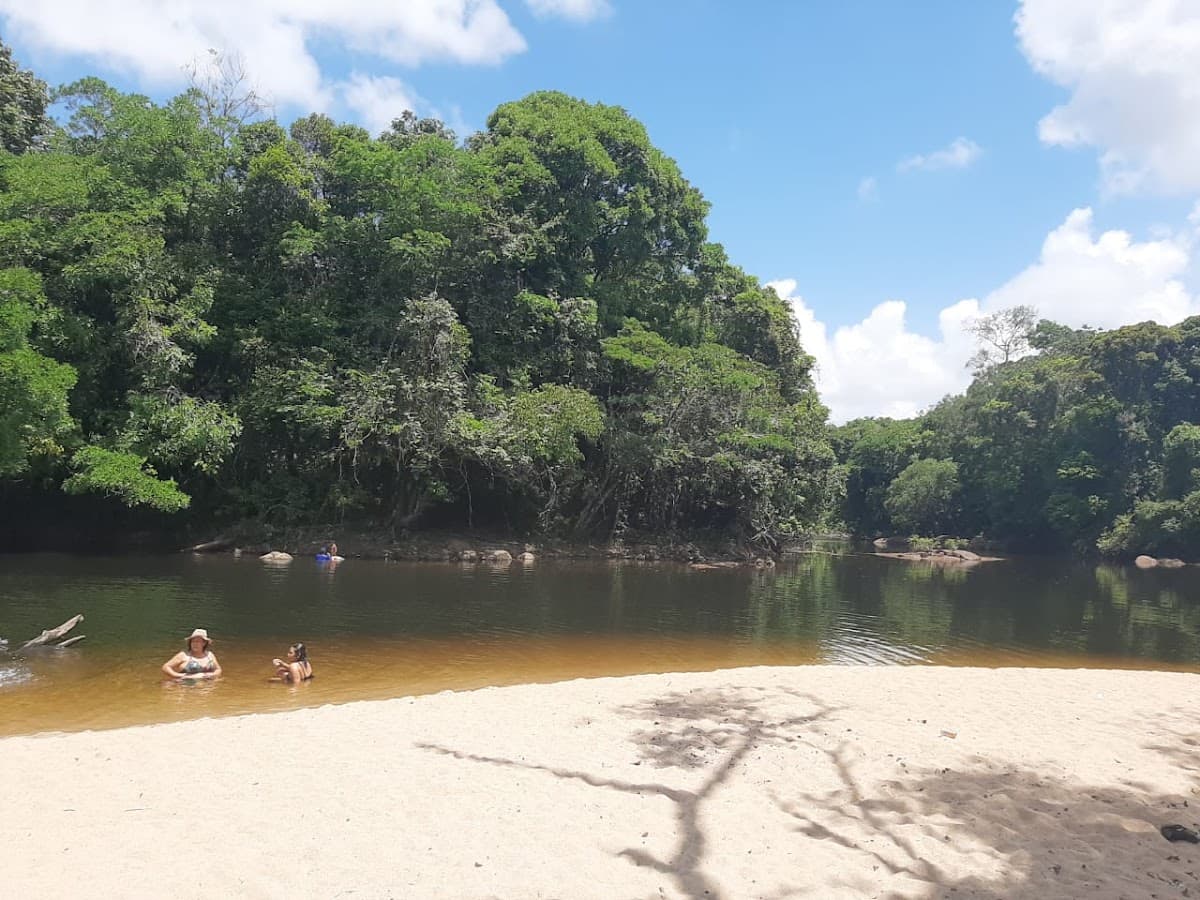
[[17, 615, 85, 651]]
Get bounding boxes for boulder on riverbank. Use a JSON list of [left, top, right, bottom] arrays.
[[1137, 555, 1188, 568], [483, 549, 512, 564]]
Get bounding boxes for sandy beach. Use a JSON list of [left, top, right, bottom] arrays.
[[3, 665, 1199, 899]]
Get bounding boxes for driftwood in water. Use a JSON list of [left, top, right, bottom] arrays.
[[17, 614, 85, 651], [183, 537, 234, 553]]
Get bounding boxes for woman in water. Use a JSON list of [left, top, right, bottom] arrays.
[[273, 642, 313, 683], [162, 628, 222, 681]]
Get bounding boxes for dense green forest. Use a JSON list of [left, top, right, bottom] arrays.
[[0, 45, 835, 546], [5, 43, 1200, 559], [834, 312, 1200, 558]]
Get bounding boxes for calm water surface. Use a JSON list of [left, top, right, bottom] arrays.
[[2, 548, 1199, 736]]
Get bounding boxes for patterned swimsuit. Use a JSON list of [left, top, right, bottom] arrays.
[[182, 652, 215, 674]]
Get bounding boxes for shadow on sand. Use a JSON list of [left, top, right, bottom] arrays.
[[420, 687, 1200, 899]]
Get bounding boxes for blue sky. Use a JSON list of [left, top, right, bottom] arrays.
[[3, 0, 1198, 421]]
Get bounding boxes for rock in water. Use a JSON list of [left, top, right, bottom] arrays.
[[260, 550, 293, 563], [1134, 555, 1158, 569]]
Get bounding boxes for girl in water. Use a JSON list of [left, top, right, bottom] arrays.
[[162, 628, 222, 681], [273, 642, 313, 683]]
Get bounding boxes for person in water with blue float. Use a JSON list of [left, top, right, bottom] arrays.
[[316, 542, 344, 562], [162, 628, 222, 681]]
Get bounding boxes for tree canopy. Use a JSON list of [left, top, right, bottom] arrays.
[[10, 37, 1197, 560], [0, 43, 836, 545], [834, 312, 1200, 559]]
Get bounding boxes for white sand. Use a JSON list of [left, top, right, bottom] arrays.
[[3, 666, 1200, 899]]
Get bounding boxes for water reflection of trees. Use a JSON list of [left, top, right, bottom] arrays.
[[6, 554, 1200, 669], [1089, 565, 1200, 663], [750, 554, 1200, 666]]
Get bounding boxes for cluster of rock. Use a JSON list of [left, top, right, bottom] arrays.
[[453, 548, 536, 564], [884, 548, 984, 566], [252, 547, 539, 564], [190, 530, 776, 566], [1134, 555, 1187, 569]]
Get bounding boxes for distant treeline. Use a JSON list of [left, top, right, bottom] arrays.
[[833, 313, 1200, 558], [0, 43, 834, 545]]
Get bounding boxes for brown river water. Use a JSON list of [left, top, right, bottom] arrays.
[[2, 547, 1199, 736]]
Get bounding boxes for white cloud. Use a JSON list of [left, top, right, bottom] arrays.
[[0, 0, 528, 115], [340, 74, 423, 137], [773, 280, 976, 422], [857, 176, 878, 202], [1016, 0, 1200, 194], [524, 0, 610, 21], [986, 208, 1196, 329], [774, 208, 1200, 423], [897, 137, 982, 173]]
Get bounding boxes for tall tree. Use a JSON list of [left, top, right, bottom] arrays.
[[966, 305, 1038, 373], [0, 39, 48, 154]]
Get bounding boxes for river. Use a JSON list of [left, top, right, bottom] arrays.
[[1, 547, 1198, 736]]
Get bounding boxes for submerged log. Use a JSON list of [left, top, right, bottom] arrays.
[[183, 537, 234, 553], [18, 614, 85, 652]]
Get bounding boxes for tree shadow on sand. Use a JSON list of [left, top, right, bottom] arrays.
[[420, 687, 1200, 899], [418, 685, 838, 900], [770, 738, 1200, 899]]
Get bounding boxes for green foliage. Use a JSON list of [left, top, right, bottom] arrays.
[[63, 446, 189, 511], [833, 418, 924, 535], [119, 394, 241, 474], [502, 383, 604, 465], [0, 267, 77, 475], [472, 91, 709, 333], [20, 38, 1200, 557], [1161, 424, 1200, 500], [0, 42, 48, 153], [1096, 493, 1200, 558], [833, 309, 1200, 559], [0, 47, 836, 542], [907, 535, 969, 551], [598, 321, 833, 540], [884, 459, 960, 535]]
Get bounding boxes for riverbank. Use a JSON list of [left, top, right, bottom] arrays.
[[3, 666, 1197, 899], [188, 522, 796, 564]]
